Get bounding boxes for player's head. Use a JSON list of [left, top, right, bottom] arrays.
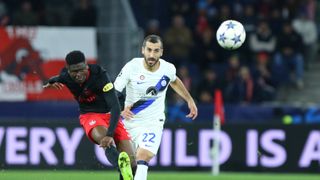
[[65, 50, 89, 84], [142, 35, 163, 68]]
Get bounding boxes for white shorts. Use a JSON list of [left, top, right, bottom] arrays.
[[127, 126, 163, 155]]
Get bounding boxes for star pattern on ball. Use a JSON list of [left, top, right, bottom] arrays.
[[232, 34, 241, 44], [219, 33, 226, 43], [226, 21, 236, 29]]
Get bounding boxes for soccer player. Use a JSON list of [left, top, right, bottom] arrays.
[[43, 50, 135, 180], [114, 35, 198, 180]]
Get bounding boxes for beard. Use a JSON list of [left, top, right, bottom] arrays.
[[144, 57, 159, 67]]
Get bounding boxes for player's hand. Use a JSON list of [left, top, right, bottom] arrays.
[[43, 82, 64, 90], [99, 136, 114, 148], [186, 100, 198, 120], [121, 105, 134, 120]]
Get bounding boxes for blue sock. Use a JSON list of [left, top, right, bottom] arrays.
[[137, 160, 149, 166]]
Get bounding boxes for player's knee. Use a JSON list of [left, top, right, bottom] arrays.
[[136, 148, 154, 162]]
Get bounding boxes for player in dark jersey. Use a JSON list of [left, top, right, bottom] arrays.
[[43, 50, 135, 180]]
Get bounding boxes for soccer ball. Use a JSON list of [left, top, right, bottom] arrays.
[[216, 20, 246, 50]]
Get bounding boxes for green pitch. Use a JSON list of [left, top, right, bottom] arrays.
[[0, 171, 319, 180]]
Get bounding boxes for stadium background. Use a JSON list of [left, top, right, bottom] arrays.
[[0, 0, 319, 179]]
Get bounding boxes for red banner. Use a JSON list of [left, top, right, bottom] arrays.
[[0, 27, 97, 101]]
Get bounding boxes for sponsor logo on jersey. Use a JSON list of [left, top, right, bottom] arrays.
[[131, 75, 170, 115], [79, 89, 96, 103], [146, 86, 158, 95], [137, 81, 145, 84], [103, 83, 113, 92]]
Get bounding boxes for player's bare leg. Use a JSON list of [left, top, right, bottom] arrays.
[[134, 148, 154, 180], [91, 126, 133, 180]]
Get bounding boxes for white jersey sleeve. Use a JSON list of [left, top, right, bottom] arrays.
[[114, 60, 132, 92], [168, 63, 177, 83]]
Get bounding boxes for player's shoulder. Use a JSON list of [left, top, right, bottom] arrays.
[[88, 64, 112, 85], [127, 57, 143, 65], [89, 64, 112, 79], [88, 64, 107, 74], [58, 68, 71, 82], [159, 59, 176, 71], [123, 57, 143, 69], [88, 63, 102, 71], [60, 67, 68, 77]]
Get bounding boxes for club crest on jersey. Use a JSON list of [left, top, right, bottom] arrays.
[[161, 80, 167, 87], [140, 75, 145, 80], [103, 83, 113, 92]]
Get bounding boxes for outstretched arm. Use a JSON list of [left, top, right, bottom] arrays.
[[170, 77, 198, 120], [43, 75, 64, 90]]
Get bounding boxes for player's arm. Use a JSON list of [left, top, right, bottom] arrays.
[[103, 85, 121, 138], [115, 90, 134, 120], [114, 63, 134, 120], [43, 75, 64, 90], [170, 77, 198, 120]]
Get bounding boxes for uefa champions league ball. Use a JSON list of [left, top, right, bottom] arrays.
[[216, 20, 246, 50]]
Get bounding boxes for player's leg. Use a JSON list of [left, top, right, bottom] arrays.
[[116, 140, 137, 179], [131, 127, 163, 180], [114, 120, 136, 180], [91, 126, 119, 166], [80, 113, 133, 180], [91, 126, 133, 180], [134, 148, 154, 180]]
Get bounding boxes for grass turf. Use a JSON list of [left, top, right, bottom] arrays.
[[0, 171, 319, 180]]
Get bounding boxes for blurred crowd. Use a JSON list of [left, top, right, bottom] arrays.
[[0, 0, 319, 106], [0, 0, 96, 26], [134, 0, 319, 106]]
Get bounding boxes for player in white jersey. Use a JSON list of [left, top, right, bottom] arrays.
[[114, 35, 198, 180]]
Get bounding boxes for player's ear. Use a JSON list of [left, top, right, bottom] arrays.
[[141, 47, 145, 55]]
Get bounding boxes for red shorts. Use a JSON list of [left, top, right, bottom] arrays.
[[79, 113, 130, 144]]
